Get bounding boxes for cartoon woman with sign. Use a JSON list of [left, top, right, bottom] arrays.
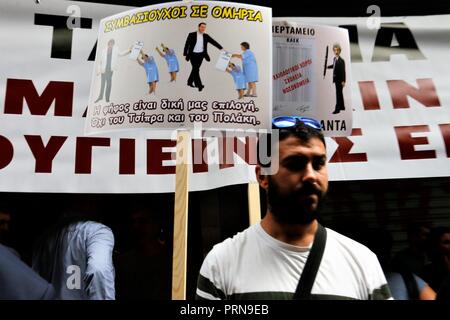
[[156, 43, 179, 82], [232, 42, 259, 98], [137, 50, 159, 95], [226, 62, 246, 99]]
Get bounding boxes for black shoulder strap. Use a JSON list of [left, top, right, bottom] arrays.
[[399, 270, 420, 300], [293, 223, 327, 300]]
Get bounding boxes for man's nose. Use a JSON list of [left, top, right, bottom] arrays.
[[302, 162, 317, 183]]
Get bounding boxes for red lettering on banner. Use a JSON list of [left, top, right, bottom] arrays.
[[387, 78, 441, 109], [236, 137, 257, 165], [0, 136, 14, 170], [0, 125, 446, 180], [359, 81, 380, 110], [192, 139, 208, 173], [218, 137, 257, 169], [395, 125, 437, 160], [438, 124, 450, 157], [24, 135, 67, 173], [75, 137, 110, 174], [4, 79, 73, 117], [147, 139, 176, 175], [119, 139, 135, 175], [330, 129, 368, 163]]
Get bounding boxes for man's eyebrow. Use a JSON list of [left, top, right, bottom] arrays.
[[283, 152, 326, 159], [315, 154, 327, 161], [281, 153, 327, 164], [282, 154, 308, 162]]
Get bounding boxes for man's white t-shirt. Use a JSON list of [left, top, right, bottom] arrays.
[[196, 223, 392, 300]]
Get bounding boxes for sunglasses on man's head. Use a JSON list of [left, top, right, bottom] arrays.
[[272, 116, 322, 131]]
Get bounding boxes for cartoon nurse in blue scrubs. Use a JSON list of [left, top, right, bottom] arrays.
[[156, 43, 179, 83], [137, 50, 159, 95], [232, 42, 259, 98]]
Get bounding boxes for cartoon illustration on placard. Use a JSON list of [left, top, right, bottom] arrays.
[[137, 50, 159, 95], [183, 22, 223, 92], [86, 2, 272, 133], [324, 43, 346, 114], [156, 43, 179, 83], [226, 62, 246, 99], [272, 21, 352, 136], [94, 39, 131, 103], [232, 42, 259, 98]]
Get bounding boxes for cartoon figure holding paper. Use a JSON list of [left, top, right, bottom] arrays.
[[232, 42, 258, 98], [137, 51, 159, 95], [226, 62, 246, 99], [155, 43, 179, 82], [95, 39, 131, 103], [326, 43, 346, 114], [129, 41, 144, 60]]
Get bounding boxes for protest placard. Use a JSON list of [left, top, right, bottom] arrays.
[[85, 1, 272, 134], [273, 20, 352, 136]]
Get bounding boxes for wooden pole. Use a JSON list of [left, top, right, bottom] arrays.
[[171, 130, 190, 300], [247, 182, 261, 225]]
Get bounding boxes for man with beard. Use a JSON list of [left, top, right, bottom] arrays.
[[196, 118, 392, 300]]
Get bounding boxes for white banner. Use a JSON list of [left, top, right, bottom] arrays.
[[0, 0, 449, 193], [297, 15, 450, 181]]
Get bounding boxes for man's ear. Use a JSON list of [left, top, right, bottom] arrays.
[[255, 165, 269, 190]]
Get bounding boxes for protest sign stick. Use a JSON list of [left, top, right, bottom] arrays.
[[248, 182, 261, 225], [172, 130, 190, 300]]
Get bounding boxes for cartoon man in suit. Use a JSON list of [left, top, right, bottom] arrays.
[[184, 22, 223, 92], [327, 43, 346, 114]]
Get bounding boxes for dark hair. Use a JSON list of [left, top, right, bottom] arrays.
[[257, 121, 325, 167], [240, 42, 250, 50], [333, 43, 342, 52], [0, 207, 12, 215], [198, 22, 206, 27], [407, 221, 431, 238], [427, 226, 450, 260]]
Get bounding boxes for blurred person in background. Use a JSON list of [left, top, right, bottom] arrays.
[[1, 243, 54, 299], [0, 208, 20, 258], [115, 207, 171, 300], [32, 210, 115, 300], [422, 226, 450, 293], [366, 228, 436, 300], [393, 222, 431, 276]]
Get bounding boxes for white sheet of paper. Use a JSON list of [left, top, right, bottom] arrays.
[[215, 51, 232, 72], [128, 41, 144, 60]]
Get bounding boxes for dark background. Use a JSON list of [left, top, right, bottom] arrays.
[[2, 177, 450, 299]]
